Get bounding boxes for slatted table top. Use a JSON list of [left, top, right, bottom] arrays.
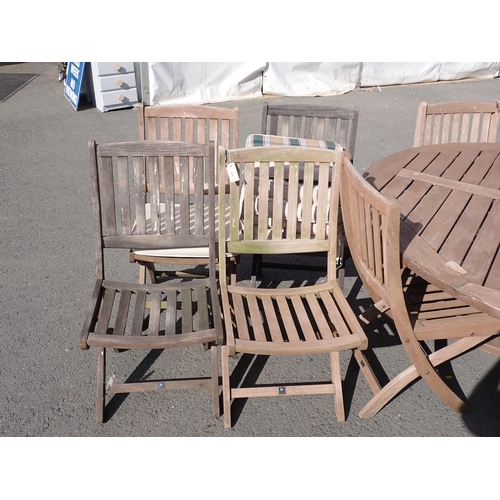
[[364, 142, 500, 325]]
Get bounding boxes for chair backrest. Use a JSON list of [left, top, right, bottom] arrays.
[[218, 145, 345, 285], [340, 156, 403, 308], [89, 140, 216, 278], [139, 103, 239, 188], [262, 104, 359, 159], [413, 101, 500, 147]]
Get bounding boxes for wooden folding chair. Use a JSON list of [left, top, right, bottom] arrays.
[[252, 104, 359, 288], [340, 156, 500, 418], [131, 103, 240, 283], [81, 140, 223, 423], [413, 101, 500, 147], [218, 145, 368, 428]]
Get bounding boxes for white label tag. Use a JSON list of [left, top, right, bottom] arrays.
[[226, 162, 239, 183]]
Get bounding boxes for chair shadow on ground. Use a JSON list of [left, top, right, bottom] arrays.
[[461, 357, 500, 436], [104, 348, 165, 422]]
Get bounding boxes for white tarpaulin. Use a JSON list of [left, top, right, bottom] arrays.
[[145, 62, 500, 105], [147, 62, 265, 105]]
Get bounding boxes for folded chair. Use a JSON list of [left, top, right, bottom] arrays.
[[340, 156, 500, 418], [218, 145, 368, 428], [413, 101, 500, 147], [81, 140, 223, 423], [251, 104, 359, 288], [131, 103, 240, 283]]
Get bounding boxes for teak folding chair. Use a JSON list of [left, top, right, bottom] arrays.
[[81, 140, 223, 423], [131, 103, 240, 283], [413, 101, 500, 147], [252, 104, 359, 287], [340, 156, 500, 418], [218, 145, 368, 428]]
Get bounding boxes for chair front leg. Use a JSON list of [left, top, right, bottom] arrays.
[[330, 351, 345, 422], [96, 347, 106, 424]]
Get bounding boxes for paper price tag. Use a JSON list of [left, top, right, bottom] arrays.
[[226, 162, 239, 183]]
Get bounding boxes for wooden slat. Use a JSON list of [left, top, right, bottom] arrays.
[[299, 161, 315, 239], [231, 292, 251, 341], [305, 292, 335, 340], [160, 117, 169, 140], [147, 155, 161, 235], [196, 284, 210, 331], [165, 289, 178, 334], [260, 295, 284, 343], [179, 155, 190, 234], [286, 161, 299, 239], [101, 156, 116, 237], [147, 116, 158, 140], [114, 289, 132, 336], [242, 161, 255, 241], [133, 156, 146, 235], [181, 287, 193, 333], [271, 161, 284, 239], [246, 294, 267, 342], [257, 160, 270, 240], [116, 156, 131, 235], [146, 291, 162, 335], [131, 290, 147, 335], [95, 287, 116, 334], [185, 117, 194, 142], [462, 200, 500, 284], [290, 295, 317, 342]]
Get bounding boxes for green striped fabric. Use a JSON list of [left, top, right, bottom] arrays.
[[246, 134, 338, 150]]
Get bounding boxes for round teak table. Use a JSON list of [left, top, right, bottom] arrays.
[[363, 142, 500, 353]]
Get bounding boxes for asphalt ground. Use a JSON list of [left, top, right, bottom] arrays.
[[1, 62, 500, 443]]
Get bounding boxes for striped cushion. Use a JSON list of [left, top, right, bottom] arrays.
[[246, 134, 338, 150]]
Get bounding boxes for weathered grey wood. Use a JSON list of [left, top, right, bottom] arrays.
[[81, 140, 223, 423], [344, 146, 500, 419], [133, 104, 240, 283], [218, 145, 368, 428]]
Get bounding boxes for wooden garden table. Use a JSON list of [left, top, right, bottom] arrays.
[[363, 142, 500, 354]]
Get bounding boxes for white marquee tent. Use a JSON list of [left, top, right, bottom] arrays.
[[138, 62, 500, 106]]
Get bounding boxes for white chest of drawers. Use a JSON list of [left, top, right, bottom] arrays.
[[91, 62, 138, 112]]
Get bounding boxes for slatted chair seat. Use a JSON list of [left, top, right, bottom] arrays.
[[81, 140, 223, 423], [218, 145, 368, 428]]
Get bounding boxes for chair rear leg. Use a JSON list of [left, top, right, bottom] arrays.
[[221, 345, 232, 428], [330, 351, 345, 422], [138, 264, 147, 284], [96, 347, 106, 424], [211, 345, 220, 417], [251, 255, 262, 287]]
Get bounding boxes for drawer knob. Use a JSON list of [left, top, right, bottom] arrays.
[[118, 94, 125, 102], [113, 64, 121, 71], [116, 80, 123, 87]]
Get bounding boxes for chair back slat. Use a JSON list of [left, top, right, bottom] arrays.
[[414, 101, 500, 147]]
